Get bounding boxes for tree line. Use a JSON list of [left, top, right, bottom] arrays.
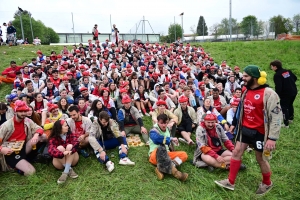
[[161, 13, 300, 42]]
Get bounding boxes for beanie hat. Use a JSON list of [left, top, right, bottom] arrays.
[[122, 95, 131, 104], [243, 65, 267, 85], [47, 103, 58, 112], [14, 100, 29, 112]]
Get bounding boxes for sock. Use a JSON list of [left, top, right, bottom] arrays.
[[142, 109, 146, 114], [138, 110, 141, 113], [228, 158, 241, 185], [149, 106, 153, 112], [262, 172, 272, 185], [63, 164, 71, 169], [63, 163, 71, 173]]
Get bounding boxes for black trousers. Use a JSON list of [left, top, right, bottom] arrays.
[[280, 95, 296, 125]]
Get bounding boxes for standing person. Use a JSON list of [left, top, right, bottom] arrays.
[[0, 100, 45, 175], [92, 24, 99, 41], [48, 120, 79, 184], [214, 65, 282, 196], [270, 60, 298, 127], [6, 21, 16, 46]]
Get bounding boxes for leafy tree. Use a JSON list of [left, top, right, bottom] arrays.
[[12, 10, 59, 44], [190, 25, 197, 42], [168, 23, 182, 42], [240, 15, 259, 38], [209, 23, 221, 39], [292, 14, 300, 33], [196, 16, 208, 36], [269, 15, 294, 37]]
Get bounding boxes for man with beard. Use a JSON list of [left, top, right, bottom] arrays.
[[0, 100, 45, 175], [215, 65, 282, 196]]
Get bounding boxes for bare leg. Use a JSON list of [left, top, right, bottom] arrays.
[[41, 110, 47, 126], [15, 159, 36, 176], [134, 80, 139, 90], [255, 151, 271, 174], [180, 131, 193, 143], [201, 154, 222, 168], [135, 101, 141, 111], [79, 137, 90, 148]]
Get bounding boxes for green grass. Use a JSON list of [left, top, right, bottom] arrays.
[[0, 41, 300, 199]]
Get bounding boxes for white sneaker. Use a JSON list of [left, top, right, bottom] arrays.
[[119, 157, 135, 165], [179, 138, 188, 144], [145, 112, 150, 117], [283, 125, 289, 129], [106, 161, 115, 172], [139, 112, 144, 117]]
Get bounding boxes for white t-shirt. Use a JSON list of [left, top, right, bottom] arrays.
[[32, 80, 44, 90]]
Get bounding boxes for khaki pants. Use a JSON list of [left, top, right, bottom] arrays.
[[124, 125, 148, 142]]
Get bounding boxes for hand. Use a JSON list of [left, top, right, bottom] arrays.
[[192, 124, 195, 128], [121, 144, 127, 154], [264, 140, 276, 151], [1, 147, 14, 155], [66, 144, 73, 151], [99, 151, 106, 161], [216, 156, 226, 163], [57, 145, 65, 152], [63, 150, 72, 155], [78, 135, 85, 142], [31, 134, 39, 144], [172, 137, 179, 145], [141, 126, 147, 134], [152, 119, 158, 124], [229, 125, 235, 133], [167, 121, 174, 130], [224, 124, 229, 131], [121, 131, 126, 137]]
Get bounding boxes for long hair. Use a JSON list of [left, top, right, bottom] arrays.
[[49, 120, 70, 139], [88, 99, 106, 117], [57, 97, 70, 111], [28, 105, 41, 125]]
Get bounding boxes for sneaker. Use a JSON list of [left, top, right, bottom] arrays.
[[214, 179, 235, 191], [57, 172, 68, 184], [289, 120, 293, 124], [119, 157, 135, 165], [80, 149, 90, 158], [145, 141, 150, 146], [282, 125, 289, 128], [106, 161, 115, 172], [155, 167, 164, 180], [68, 168, 78, 179], [144, 112, 150, 117], [256, 182, 273, 196], [246, 147, 253, 153], [179, 138, 188, 144], [139, 112, 144, 117]]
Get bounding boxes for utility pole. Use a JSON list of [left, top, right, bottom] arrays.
[[71, 12, 76, 44], [174, 16, 176, 42], [202, 17, 204, 41], [17, 7, 25, 41], [28, 12, 34, 42], [229, 0, 232, 42]]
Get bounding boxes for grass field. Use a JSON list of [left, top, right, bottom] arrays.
[[0, 41, 299, 200]]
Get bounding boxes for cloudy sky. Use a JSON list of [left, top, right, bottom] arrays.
[[1, 0, 299, 35]]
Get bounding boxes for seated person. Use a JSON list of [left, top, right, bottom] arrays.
[[48, 70, 61, 89], [59, 76, 74, 97], [195, 81, 210, 107], [0, 100, 45, 175], [197, 98, 229, 131], [174, 96, 197, 145], [134, 85, 153, 116], [48, 120, 79, 184], [44, 103, 69, 138], [152, 89, 176, 113], [227, 100, 240, 126], [31, 74, 45, 92], [22, 80, 39, 102], [77, 98, 90, 117], [87, 99, 111, 122], [193, 112, 245, 171], [53, 89, 74, 105], [30, 92, 48, 127], [99, 88, 117, 120], [207, 88, 228, 116], [89, 111, 135, 172], [74, 87, 97, 105], [0, 103, 14, 126], [149, 83, 161, 103], [33, 37, 41, 45], [41, 79, 59, 102], [151, 100, 178, 137], [225, 75, 241, 97], [179, 86, 197, 110], [13, 71, 26, 90], [148, 114, 188, 181], [117, 95, 148, 143], [66, 105, 92, 157]]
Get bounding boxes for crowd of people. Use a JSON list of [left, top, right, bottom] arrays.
[[0, 34, 296, 196]]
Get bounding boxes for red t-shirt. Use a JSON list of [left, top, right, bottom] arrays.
[[74, 121, 84, 138], [242, 88, 265, 134], [8, 117, 26, 141], [213, 97, 222, 112]]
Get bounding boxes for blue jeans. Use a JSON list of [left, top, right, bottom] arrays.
[[96, 137, 128, 163]]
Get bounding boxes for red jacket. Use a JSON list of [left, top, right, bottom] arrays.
[[48, 132, 79, 158], [2, 66, 23, 78]]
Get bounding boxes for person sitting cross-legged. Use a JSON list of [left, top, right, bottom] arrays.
[[89, 111, 135, 172], [193, 111, 246, 172], [149, 114, 188, 181], [48, 120, 79, 184]]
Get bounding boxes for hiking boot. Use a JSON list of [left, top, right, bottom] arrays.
[[214, 179, 235, 190], [155, 167, 164, 180], [68, 168, 78, 179], [57, 172, 68, 184], [80, 149, 90, 158], [119, 157, 135, 165], [171, 166, 188, 182], [207, 166, 215, 172], [256, 182, 273, 196], [106, 161, 115, 172]]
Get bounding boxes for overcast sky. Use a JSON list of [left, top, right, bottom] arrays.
[[1, 0, 299, 35]]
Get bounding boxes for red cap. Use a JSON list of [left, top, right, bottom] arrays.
[[178, 96, 188, 103], [101, 87, 109, 92], [171, 74, 177, 79], [198, 81, 205, 86], [69, 54, 74, 57], [63, 61, 69, 65], [122, 95, 131, 104], [57, 54, 62, 58], [204, 111, 217, 121], [111, 43, 115, 47], [157, 61, 164, 65], [62, 76, 69, 81], [126, 64, 132, 68], [47, 103, 59, 112], [115, 49, 120, 52], [156, 100, 167, 107], [14, 100, 29, 112], [179, 80, 186, 85], [79, 87, 88, 92], [79, 65, 86, 69], [59, 67, 66, 72], [75, 49, 80, 53], [36, 50, 42, 54], [148, 65, 154, 69], [103, 60, 109, 63], [67, 72, 73, 76], [234, 66, 240, 70], [82, 71, 89, 76], [119, 88, 127, 93], [111, 65, 116, 69], [74, 59, 79, 62], [201, 66, 206, 70], [140, 66, 146, 71]]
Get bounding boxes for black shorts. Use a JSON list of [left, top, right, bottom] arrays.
[[237, 128, 265, 152], [177, 121, 193, 133], [5, 145, 27, 168], [216, 149, 226, 156], [93, 36, 98, 40]]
